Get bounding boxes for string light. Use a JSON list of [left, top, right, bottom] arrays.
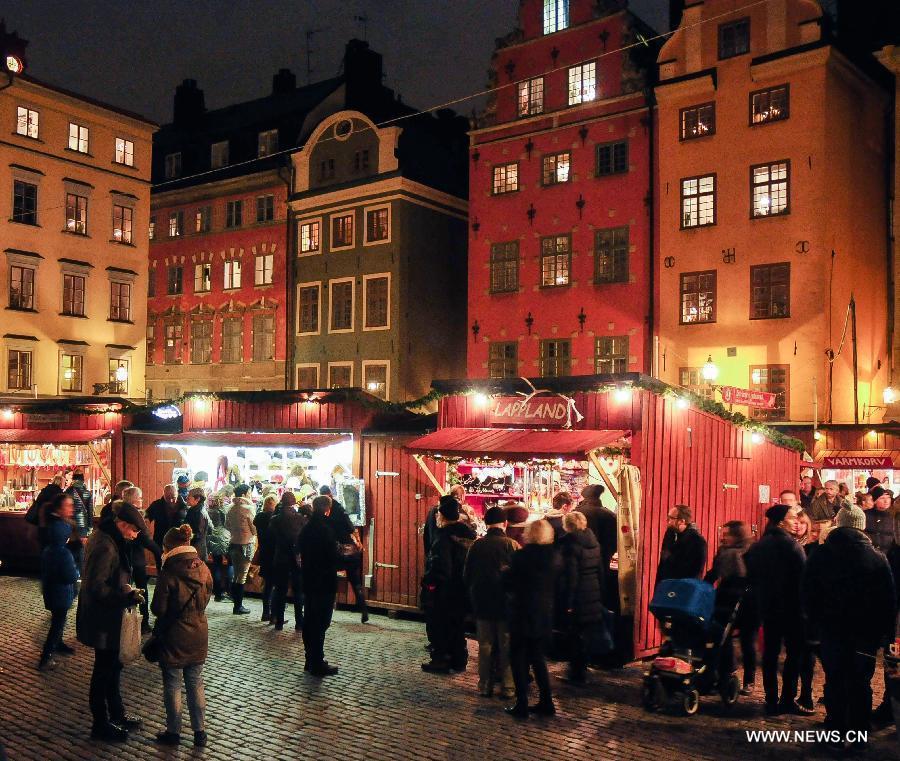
[[473, 393, 489, 407], [751, 432, 763, 444], [614, 387, 632, 403], [675, 397, 689, 410], [813, 430, 822, 441]]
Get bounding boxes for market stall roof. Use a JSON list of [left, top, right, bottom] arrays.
[[140, 430, 351, 449], [813, 449, 900, 468], [405, 428, 629, 460], [0, 429, 112, 444]]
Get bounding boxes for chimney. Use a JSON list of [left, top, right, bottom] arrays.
[[173, 79, 205, 127], [669, 0, 684, 32], [272, 68, 296, 95], [343, 39, 383, 107]]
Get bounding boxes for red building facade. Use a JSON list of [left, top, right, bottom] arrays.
[[467, 0, 657, 380]]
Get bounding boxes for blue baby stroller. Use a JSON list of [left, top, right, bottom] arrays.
[[642, 578, 743, 716]]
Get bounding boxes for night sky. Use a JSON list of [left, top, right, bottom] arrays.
[[5, 0, 669, 125]]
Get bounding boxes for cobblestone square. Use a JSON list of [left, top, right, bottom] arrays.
[[0, 576, 896, 760]]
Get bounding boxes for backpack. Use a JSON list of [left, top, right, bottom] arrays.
[[206, 524, 231, 556]]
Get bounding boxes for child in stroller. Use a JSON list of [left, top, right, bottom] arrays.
[[642, 577, 744, 715]]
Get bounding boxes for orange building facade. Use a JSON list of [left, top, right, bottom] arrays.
[[655, 0, 890, 425]]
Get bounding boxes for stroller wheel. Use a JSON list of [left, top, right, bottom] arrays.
[[641, 677, 665, 712], [720, 673, 740, 707], [681, 688, 700, 716]]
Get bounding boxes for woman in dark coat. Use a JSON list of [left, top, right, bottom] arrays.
[[253, 495, 277, 622], [76, 503, 146, 743], [184, 488, 210, 564], [38, 493, 79, 670], [151, 524, 213, 748], [505, 518, 560, 719], [558, 510, 605, 683]]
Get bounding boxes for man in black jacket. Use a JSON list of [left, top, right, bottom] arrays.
[[803, 505, 896, 743], [145, 485, 187, 548], [320, 485, 367, 623], [270, 493, 308, 631], [66, 472, 93, 567], [421, 496, 475, 674], [120, 487, 162, 634], [297, 495, 341, 677], [745, 504, 808, 715], [655, 505, 707, 586], [463, 505, 518, 697]]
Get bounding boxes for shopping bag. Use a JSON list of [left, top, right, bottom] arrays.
[[119, 606, 142, 665]]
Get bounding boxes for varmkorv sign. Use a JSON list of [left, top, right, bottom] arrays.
[[719, 385, 777, 409], [820, 456, 895, 469], [489, 395, 571, 427]]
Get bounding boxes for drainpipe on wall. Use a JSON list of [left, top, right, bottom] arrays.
[[646, 88, 656, 377], [278, 160, 294, 389]]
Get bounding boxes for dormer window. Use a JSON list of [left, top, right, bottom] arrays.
[[543, 0, 569, 35], [211, 141, 229, 169]]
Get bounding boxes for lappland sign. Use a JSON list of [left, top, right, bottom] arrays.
[[821, 456, 895, 468], [488, 396, 570, 427]]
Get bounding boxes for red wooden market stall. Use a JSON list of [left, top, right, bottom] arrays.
[[405, 375, 802, 658], [123, 390, 443, 610], [0, 398, 125, 571]]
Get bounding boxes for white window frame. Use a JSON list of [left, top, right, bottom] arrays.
[[329, 210, 356, 252], [194, 262, 211, 293], [363, 204, 391, 246], [517, 77, 544, 117], [223, 259, 242, 290], [543, 0, 569, 35], [168, 210, 183, 238], [328, 277, 355, 334], [114, 137, 134, 166], [568, 62, 597, 105], [362, 360, 390, 400], [107, 355, 130, 395], [58, 349, 85, 394], [211, 140, 229, 169], [16, 106, 39, 139], [298, 218, 322, 256], [492, 163, 518, 194], [112, 204, 134, 244], [109, 280, 132, 322], [296, 281, 322, 336], [362, 272, 391, 331], [68, 122, 89, 153], [6, 343, 34, 393], [327, 361, 354, 389], [254, 253, 274, 286], [258, 129, 279, 157], [296, 363, 320, 389]]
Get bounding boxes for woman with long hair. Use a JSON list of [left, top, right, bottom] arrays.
[[38, 493, 79, 670]]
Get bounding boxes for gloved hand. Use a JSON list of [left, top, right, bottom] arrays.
[[127, 588, 145, 606]]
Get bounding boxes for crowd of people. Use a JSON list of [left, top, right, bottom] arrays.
[[30, 475, 365, 746], [27, 470, 900, 746]]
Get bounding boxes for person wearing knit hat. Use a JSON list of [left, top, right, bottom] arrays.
[[744, 503, 809, 715], [504, 503, 530, 547], [865, 476, 882, 492], [421, 494, 476, 675], [463, 503, 518, 697], [803, 497, 897, 742], [150, 523, 213, 748]]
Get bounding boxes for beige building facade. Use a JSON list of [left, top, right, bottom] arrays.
[[0, 74, 154, 399]]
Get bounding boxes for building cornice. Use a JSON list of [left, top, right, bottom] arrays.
[[151, 167, 285, 209]]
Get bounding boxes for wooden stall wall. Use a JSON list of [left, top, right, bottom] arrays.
[[363, 435, 445, 610], [783, 425, 900, 461], [123, 434, 187, 500], [633, 392, 799, 657]]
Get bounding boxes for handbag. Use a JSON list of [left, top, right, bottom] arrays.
[[119, 606, 143, 665], [141, 586, 198, 664], [338, 542, 362, 566]]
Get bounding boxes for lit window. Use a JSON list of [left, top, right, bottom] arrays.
[[680, 103, 716, 140], [543, 0, 569, 34], [751, 263, 790, 319], [596, 140, 628, 176], [539, 339, 570, 377], [679, 367, 714, 401], [112, 205, 133, 243], [542, 152, 570, 185], [195, 206, 211, 233], [65, 193, 88, 234], [9, 265, 34, 310], [751, 86, 789, 125], [149, 216, 155, 240], [8, 349, 32, 390], [568, 62, 596, 105], [108, 358, 129, 394], [210, 140, 229, 169], [68, 123, 89, 153], [363, 363, 388, 400], [492, 163, 518, 194], [594, 227, 629, 284], [223, 259, 242, 290], [595, 336, 629, 374], [749, 364, 789, 421], [488, 342, 517, 379], [164, 152, 181, 179], [194, 263, 211, 293], [16, 106, 38, 139], [258, 129, 279, 157], [60, 354, 82, 392], [490, 242, 519, 294], [681, 174, 716, 228], [331, 213, 354, 248], [115, 138, 134, 166], [680, 270, 716, 324], [751, 161, 789, 217], [62, 274, 86, 317], [299, 221, 320, 254], [517, 77, 544, 117], [366, 208, 389, 242], [168, 210, 183, 237], [109, 281, 132, 321], [540, 235, 571, 287], [254, 254, 273, 285]]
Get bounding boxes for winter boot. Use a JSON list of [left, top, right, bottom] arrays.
[[354, 585, 369, 624], [232, 583, 250, 615], [261, 599, 271, 622]]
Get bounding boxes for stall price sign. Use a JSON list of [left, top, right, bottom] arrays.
[[488, 395, 570, 427], [821, 455, 895, 469], [719, 386, 776, 409]]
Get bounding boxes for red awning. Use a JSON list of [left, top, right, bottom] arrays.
[[405, 428, 629, 460], [0, 429, 111, 444], [142, 431, 351, 449], [814, 450, 900, 469]]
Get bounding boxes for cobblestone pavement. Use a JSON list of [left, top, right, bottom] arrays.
[[0, 576, 896, 761]]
